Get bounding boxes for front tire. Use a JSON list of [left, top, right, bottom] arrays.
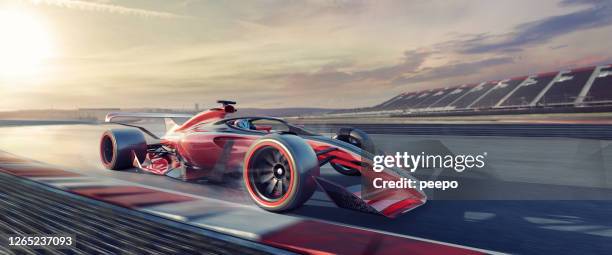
[[100, 129, 147, 170], [244, 134, 319, 212]]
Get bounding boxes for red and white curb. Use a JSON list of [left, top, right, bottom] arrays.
[[0, 151, 502, 254]]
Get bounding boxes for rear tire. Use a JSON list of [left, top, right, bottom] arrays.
[[100, 129, 147, 170], [330, 162, 361, 176], [331, 127, 374, 176], [244, 134, 319, 212]]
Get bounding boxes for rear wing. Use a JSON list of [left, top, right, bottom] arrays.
[[105, 112, 194, 139], [105, 112, 194, 123]]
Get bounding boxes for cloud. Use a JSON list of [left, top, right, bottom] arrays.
[[277, 49, 432, 90], [268, 50, 515, 93], [559, 0, 607, 6], [456, 0, 612, 54], [28, 0, 189, 18], [392, 57, 514, 84], [5, 0, 612, 110], [356, 50, 431, 80], [252, 0, 367, 26], [556, 54, 612, 69]]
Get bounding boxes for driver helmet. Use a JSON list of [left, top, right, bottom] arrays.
[[235, 119, 252, 130]]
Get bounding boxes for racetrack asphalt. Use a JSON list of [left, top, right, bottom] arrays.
[[0, 123, 611, 254]]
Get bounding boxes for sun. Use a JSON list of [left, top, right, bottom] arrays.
[[0, 9, 54, 79]]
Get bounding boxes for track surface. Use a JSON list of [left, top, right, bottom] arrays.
[[305, 123, 612, 140], [0, 172, 282, 255], [1, 123, 611, 254]]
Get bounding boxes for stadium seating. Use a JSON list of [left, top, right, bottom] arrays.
[[413, 88, 453, 108], [585, 66, 612, 103], [449, 82, 496, 109], [428, 84, 474, 108], [499, 72, 558, 107], [370, 93, 408, 111], [404, 90, 434, 108], [470, 77, 526, 109], [330, 64, 610, 116], [381, 92, 417, 110], [537, 67, 594, 105]]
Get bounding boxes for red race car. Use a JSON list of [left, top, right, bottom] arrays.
[[99, 101, 425, 217]]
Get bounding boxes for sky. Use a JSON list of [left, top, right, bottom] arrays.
[[0, 0, 611, 110]]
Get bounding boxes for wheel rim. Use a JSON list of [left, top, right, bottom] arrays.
[[247, 145, 292, 202], [101, 135, 114, 164]]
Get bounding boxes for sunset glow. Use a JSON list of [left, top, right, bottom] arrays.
[[0, 0, 611, 110], [0, 9, 54, 80]]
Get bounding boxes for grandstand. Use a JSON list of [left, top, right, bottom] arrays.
[[330, 64, 612, 116]]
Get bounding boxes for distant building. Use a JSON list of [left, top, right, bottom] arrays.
[[78, 108, 121, 111], [78, 108, 121, 121]]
